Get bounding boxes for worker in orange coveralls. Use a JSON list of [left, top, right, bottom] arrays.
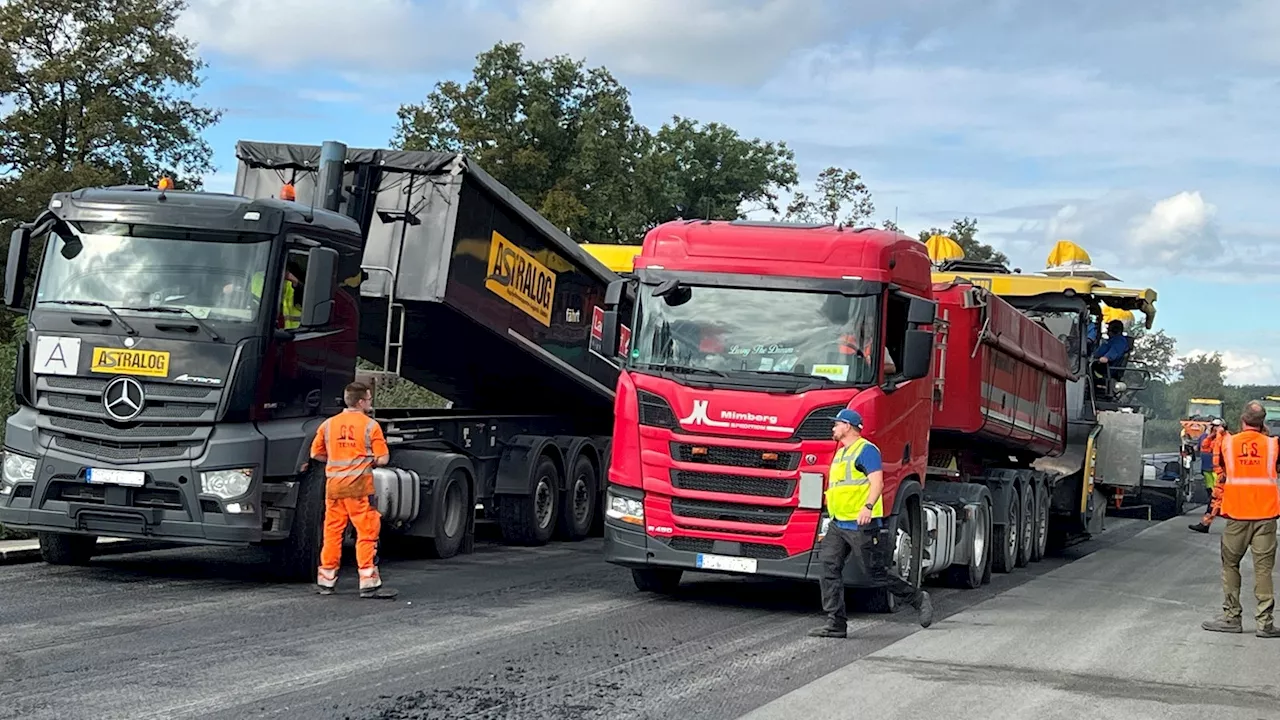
[[1190, 419, 1229, 533], [310, 381, 397, 598]]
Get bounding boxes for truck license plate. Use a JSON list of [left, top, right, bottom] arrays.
[[86, 468, 145, 487], [695, 553, 757, 574]]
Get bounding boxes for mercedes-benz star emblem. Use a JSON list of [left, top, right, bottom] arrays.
[[103, 377, 146, 422]]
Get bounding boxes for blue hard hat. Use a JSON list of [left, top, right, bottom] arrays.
[[832, 409, 863, 428]]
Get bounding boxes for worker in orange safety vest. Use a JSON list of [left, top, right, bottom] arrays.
[[309, 381, 397, 599], [1201, 401, 1280, 638], [1189, 419, 1228, 533]]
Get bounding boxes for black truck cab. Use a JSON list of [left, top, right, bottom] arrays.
[[1, 183, 362, 566]]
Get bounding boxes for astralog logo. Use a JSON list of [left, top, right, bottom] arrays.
[[679, 399, 795, 434]]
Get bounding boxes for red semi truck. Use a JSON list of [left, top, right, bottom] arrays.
[[599, 220, 1071, 605]]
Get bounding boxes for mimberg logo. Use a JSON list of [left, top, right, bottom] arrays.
[[485, 231, 557, 327], [679, 399, 795, 434]]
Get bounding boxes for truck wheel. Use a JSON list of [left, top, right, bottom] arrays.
[[38, 532, 96, 566], [992, 487, 1020, 574], [556, 455, 598, 541], [427, 468, 469, 559], [1030, 483, 1049, 562], [269, 466, 326, 583], [1016, 484, 1033, 568], [944, 497, 990, 589], [496, 455, 560, 546], [632, 568, 682, 594]]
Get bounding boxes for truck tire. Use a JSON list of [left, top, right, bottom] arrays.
[[496, 455, 560, 546], [269, 466, 326, 583], [944, 497, 991, 589], [992, 486, 1020, 574], [427, 468, 469, 559], [38, 532, 96, 566], [1016, 484, 1034, 568], [632, 567, 682, 594], [1030, 483, 1049, 562], [556, 454, 598, 541]]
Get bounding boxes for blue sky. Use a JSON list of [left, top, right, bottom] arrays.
[[179, 0, 1280, 384]]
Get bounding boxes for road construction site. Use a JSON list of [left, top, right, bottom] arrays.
[[4, 511, 1274, 720]]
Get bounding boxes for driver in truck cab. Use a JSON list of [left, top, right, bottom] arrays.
[[222, 262, 304, 329], [809, 409, 934, 638], [309, 382, 397, 599]]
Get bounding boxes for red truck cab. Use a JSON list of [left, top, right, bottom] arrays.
[[600, 219, 938, 598]]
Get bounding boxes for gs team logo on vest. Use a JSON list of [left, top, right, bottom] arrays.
[[485, 231, 557, 327]]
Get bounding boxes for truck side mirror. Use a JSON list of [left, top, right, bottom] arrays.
[[600, 279, 624, 357], [4, 225, 31, 311], [907, 297, 936, 325], [901, 329, 934, 380], [300, 246, 338, 327]]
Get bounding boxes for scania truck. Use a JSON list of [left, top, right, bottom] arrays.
[[0, 140, 630, 580], [596, 221, 1076, 605]]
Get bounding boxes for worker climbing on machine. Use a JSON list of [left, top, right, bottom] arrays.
[[1091, 319, 1131, 398], [310, 381, 398, 599], [1190, 419, 1228, 533], [1201, 401, 1280, 638], [809, 409, 933, 638]]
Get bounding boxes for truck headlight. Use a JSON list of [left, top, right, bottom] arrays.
[[605, 491, 644, 526], [1, 451, 36, 495], [200, 468, 254, 500]]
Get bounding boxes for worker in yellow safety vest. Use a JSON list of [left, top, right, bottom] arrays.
[[249, 263, 303, 329], [809, 408, 934, 638]]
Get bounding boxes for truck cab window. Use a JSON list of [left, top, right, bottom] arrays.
[[279, 250, 307, 330], [883, 293, 909, 377]]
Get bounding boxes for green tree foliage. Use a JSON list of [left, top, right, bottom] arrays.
[[918, 217, 1009, 265], [1129, 326, 1177, 382], [782, 166, 875, 226], [393, 41, 797, 244], [0, 0, 220, 190]]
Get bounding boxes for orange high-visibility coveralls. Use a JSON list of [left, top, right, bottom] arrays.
[[310, 409, 389, 591]]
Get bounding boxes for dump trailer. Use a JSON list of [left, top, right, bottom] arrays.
[[0, 139, 628, 580], [597, 220, 1070, 604]]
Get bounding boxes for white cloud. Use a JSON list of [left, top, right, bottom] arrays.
[[1127, 191, 1220, 268], [1183, 349, 1277, 386]]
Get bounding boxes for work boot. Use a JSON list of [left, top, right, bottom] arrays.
[[360, 586, 399, 599], [916, 591, 934, 629], [1188, 522, 1210, 533], [1202, 616, 1243, 633], [316, 585, 335, 596], [807, 623, 847, 639], [1256, 624, 1280, 638]]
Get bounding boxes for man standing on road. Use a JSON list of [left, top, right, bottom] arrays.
[[1190, 419, 1227, 533], [810, 409, 934, 638], [310, 381, 398, 599], [1202, 401, 1280, 638]]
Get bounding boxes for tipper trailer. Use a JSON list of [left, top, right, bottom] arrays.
[[0, 140, 631, 579], [596, 220, 1075, 604]]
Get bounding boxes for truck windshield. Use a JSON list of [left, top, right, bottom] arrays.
[[1187, 402, 1221, 419], [632, 283, 881, 386], [35, 226, 272, 323]]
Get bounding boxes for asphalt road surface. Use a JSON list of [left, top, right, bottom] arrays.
[[1, 518, 1158, 720]]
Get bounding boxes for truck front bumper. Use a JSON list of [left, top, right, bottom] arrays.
[[0, 408, 270, 545], [603, 517, 892, 588]]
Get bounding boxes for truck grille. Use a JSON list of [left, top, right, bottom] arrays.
[[666, 537, 790, 560], [670, 498, 793, 526], [671, 470, 795, 499], [36, 376, 220, 462], [671, 442, 800, 470]]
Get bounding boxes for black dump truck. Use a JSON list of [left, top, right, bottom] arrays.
[[0, 140, 631, 580]]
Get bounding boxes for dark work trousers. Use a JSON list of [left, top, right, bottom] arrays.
[[819, 522, 921, 628]]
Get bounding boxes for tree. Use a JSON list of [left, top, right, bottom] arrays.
[[0, 0, 221, 192], [782, 166, 875, 226], [1129, 326, 1177, 382], [918, 217, 1008, 265], [393, 42, 798, 244], [1176, 353, 1227, 398]]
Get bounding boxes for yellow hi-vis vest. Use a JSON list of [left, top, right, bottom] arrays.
[[250, 272, 302, 329], [826, 437, 885, 522]]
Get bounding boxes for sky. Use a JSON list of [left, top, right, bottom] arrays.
[[177, 0, 1280, 385]]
